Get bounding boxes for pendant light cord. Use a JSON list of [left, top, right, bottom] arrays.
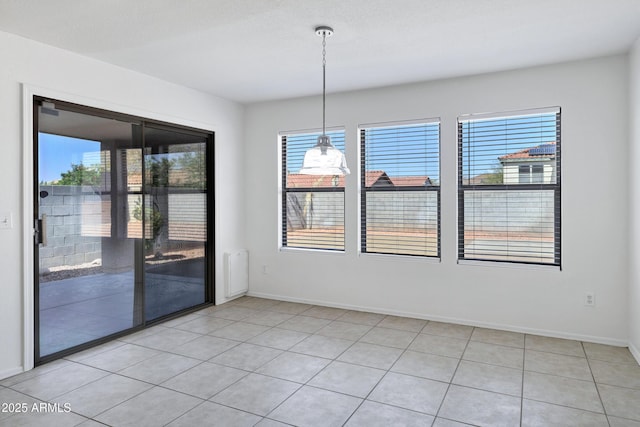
[[322, 32, 327, 138]]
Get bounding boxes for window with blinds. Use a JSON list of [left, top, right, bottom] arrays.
[[458, 107, 561, 265], [281, 130, 345, 251], [360, 120, 440, 257]]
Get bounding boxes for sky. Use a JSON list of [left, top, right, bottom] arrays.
[[363, 123, 440, 179], [38, 133, 102, 183], [460, 113, 558, 179], [38, 132, 205, 184], [42, 114, 556, 184]]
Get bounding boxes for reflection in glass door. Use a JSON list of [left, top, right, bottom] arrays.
[[34, 98, 212, 362], [36, 106, 142, 358], [142, 127, 208, 320]]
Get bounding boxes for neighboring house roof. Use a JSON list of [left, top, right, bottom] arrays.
[[366, 170, 393, 187], [390, 176, 433, 186], [463, 173, 495, 186], [286, 170, 393, 188], [499, 142, 556, 162], [287, 174, 344, 188]]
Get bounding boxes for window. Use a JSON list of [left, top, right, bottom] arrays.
[[281, 130, 345, 250], [360, 120, 440, 257], [519, 164, 544, 184], [458, 107, 561, 265]]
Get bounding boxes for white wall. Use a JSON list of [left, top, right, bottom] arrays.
[[0, 31, 245, 379], [629, 37, 640, 361], [245, 55, 630, 345]]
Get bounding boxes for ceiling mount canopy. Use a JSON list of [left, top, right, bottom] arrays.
[[299, 25, 350, 176], [315, 25, 333, 38]]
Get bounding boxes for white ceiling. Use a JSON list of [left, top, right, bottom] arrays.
[[2, 0, 640, 104]]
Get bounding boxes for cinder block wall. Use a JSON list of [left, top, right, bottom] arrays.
[[38, 185, 102, 271]]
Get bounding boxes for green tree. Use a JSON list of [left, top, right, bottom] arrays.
[[132, 197, 164, 253], [481, 163, 504, 184], [57, 164, 102, 185], [176, 151, 206, 189], [146, 157, 174, 187]]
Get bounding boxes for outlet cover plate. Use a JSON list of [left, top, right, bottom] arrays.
[[0, 212, 12, 229], [585, 292, 595, 307]]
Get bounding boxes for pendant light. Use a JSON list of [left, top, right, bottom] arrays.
[[299, 26, 350, 176]]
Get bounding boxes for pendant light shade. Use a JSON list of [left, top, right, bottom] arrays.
[[299, 26, 350, 176], [299, 135, 350, 175]]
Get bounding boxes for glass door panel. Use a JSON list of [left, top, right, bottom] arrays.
[[36, 104, 142, 358], [143, 127, 208, 320]]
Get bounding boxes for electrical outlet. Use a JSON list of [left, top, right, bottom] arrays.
[[0, 212, 12, 229], [262, 265, 268, 275], [585, 292, 595, 307]]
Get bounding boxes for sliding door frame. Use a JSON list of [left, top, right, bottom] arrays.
[[24, 86, 215, 368]]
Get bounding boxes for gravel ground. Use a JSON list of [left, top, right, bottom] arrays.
[[40, 266, 103, 283], [39, 248, 204, 283], [40, 260, 103, 283]]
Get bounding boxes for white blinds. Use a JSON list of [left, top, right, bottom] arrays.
[[360, 120, 440, 257], [458, 109, 561, 265], [282, 130, 346, 251]]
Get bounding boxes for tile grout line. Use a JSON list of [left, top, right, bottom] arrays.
[[70, 357, 215, 421], [263, 311, 433, 424], [198, 302, 320, 423], [77, 308, 282, 424], [162, 309, 301, 423], [9, 297, 640, 425], [339, 317, 431, 426], [269, 309, 385, 425], [581, 341, 612, 426], [8, 360, 112, 400], [431, 325, 475, 424], [8, 360, 151, 424]]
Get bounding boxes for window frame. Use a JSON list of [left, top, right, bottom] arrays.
[[359, 119, 441, 258], [457, 107, 561, 267], [280, 128, 346, 252], [518, 164, 545, 184]]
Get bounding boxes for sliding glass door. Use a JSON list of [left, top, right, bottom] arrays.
[[34, 98, 213, 363]]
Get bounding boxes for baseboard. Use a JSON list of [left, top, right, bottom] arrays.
[[630, 341, 640, 365], [247, 291, 629, 347], [0, 366, 23, 381]]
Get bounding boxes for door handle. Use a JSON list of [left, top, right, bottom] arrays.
[[35, 214, 47, 246]]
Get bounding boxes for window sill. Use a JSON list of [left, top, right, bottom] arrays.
[[457, 259, 561, 271], [279, 246, 347, 256], [359, 252, 441, 264]]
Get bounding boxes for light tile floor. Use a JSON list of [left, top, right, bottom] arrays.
[[2, 296, 640, 426]]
